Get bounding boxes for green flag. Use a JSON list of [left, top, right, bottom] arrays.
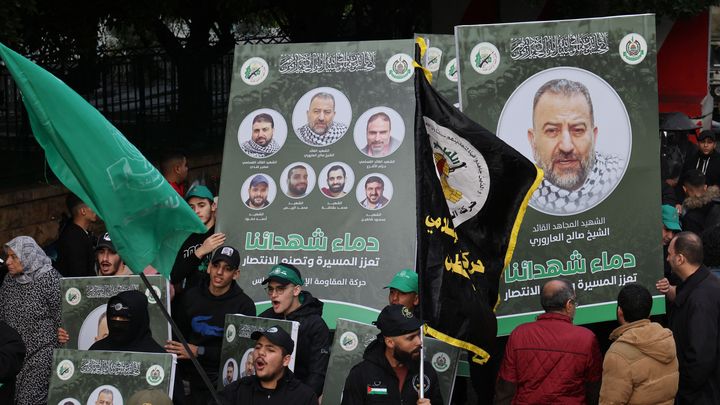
[[0, 43, 206, 278]]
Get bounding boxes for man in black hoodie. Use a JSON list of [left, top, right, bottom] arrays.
[[168, 245, 256, 403], [341, 304, 442, 405], [682, 130, 720, 188], [219, 325, 318, 404], [259, 263, 330, 396]]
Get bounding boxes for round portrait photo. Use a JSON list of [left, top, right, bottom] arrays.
[[240, 348, 256, 378], [58, 398, 81, 405], [222, 358, 239, 387], [241, 173, 277, 210], [86, 385, 123, 405], [292, 87, 352, 147], [280, 162, 317, 199], [356, 173, 394, 210], [353, 106, 405, 158], [78, 304, 109, 350], [496, 67, 632, 216], [317, 162, 355, 199], [237, 108, 288, 159]]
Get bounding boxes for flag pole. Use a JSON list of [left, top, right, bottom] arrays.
[[419, 325, 425, 399], [140, 273, 222, 405]]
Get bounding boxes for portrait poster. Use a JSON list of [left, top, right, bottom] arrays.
[[216, 40, 417, 326], [321, 319, 460, 405], [415, 33, 459, 105], [61, 276, 170, 350], [455, 14, 663, 334], [217, 314, 299, 390], [48, 349, 176, 405]]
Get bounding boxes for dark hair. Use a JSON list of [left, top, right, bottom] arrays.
[[158, 150, 186, 176], [703, 225, 720, 266], [252, 113, 274, 127], [327, 165, 346, 178], [309, 92, 336, 109], [683, 169, 706, 188], [617, 284, 652, 322], [288, 165, 307, 179], [533, 79, 594, 126], [674, 231, 704, 265], [540, 279, 575, 312], [65, 193, 86, 215], [661, 157, 682, 181], [365, 176, 384, 188], [367, 112, 391, 130]]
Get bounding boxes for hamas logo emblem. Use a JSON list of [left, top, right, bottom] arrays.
[[241, 57, 269, 86], [145, 285, 161, 304], [445, 58, 458, 82], [619, 33, 647, 65], [226, 324, 236, 342], [432, 352, 451, 373], [340, 331, 359, 352], [426, 47, 443, 72], [412, 374, 431, 394], [386, 53, 414, 83], [57, 359, 75, 381], [146, 364, 165, 386], [470, 42, 500, 75], [65, 287, 82, 306]]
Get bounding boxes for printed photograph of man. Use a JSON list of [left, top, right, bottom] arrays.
[[94, 388, 113, 405], [527, 78, 626, 214], [94, 312, 108, 342], [245, 174, 272, 210], [354, 107, 405, 158], [241, 113, 281, 158], [223, 359, 238, 386], [320, 163, 354, 199], [87, 385, 121, 405], [281, 163, 316, 199], [240, 348, 256, 378], [358, 175, 392, 210], [295, 91, 349, 146]]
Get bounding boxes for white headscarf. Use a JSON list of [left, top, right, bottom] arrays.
[[4, 236, 54, 284]]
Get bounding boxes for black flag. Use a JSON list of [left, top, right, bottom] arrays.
[[414, 43, 542, 364]]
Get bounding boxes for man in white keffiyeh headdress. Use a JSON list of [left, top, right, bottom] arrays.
[[527, 78, 625, 215], [241, 113, 281, 159]]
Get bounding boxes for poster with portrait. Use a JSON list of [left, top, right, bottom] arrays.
[[216, 40, 417, 326], [455, 14, 663, 334], [61, 276, 170, 350], [217, 314, 299, 390], [321, 319, 460, 405], [415, 33, 459, 105], [48, 349, 176, 405]]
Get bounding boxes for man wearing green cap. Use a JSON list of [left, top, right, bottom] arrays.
[[657, 204, 683, 302], [258, 263, 331, 396], [385, 269, 419, 311]]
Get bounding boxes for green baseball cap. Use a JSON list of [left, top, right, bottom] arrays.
[[384, 269, 418, 293], [662, 204, 681, 231], [184, 185, 214, 202], [262, 263, 304, 286]]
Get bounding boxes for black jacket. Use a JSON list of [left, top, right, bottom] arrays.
[[0, 321, 25, 404], [219, 368, 318, 405], [682, 150, 720, 188], [259, 291, 330, 395], [170, 226, 214, 291], [341, 338, 443, 405], [681, 185, 720, 235], [669, 266, 720, 404], [55, 222, 95, 277], [174, 281, 256, 386]]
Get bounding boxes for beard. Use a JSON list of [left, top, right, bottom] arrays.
[[329, 182, 345, 193], [392, 346, 420, 365], [535, 148, 595, 191]]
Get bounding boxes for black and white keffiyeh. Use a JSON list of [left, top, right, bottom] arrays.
[[295, 122, 348, 146], [241, 139, 281, 158]]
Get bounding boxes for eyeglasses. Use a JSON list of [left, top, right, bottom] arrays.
[[265, 285, 288, 296]]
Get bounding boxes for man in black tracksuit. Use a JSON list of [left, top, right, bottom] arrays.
[[341, 304, 443, 405], [219, 326, 317, 404], [169, 245, 256, 403], [258, 263, 330, 396]]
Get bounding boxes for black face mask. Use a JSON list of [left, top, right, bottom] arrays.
[[107, 319, 133, 343]]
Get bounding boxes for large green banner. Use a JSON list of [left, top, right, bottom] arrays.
[[321, 319, 460, 405], [61, 276, 170, 349], [216, 40, 417, 325], [415, 34, 459, 106], [48, 349, 176, 405], [456, 14, 663, 334]]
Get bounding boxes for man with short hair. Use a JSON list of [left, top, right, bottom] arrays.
[[361, 176, 389, 209], [385, 269, 419, 311], [159, 151, 189, 196], [599, 284, 678, 404], [56, 193, 98, 277], [296, 92, 348, 146], [95, 388, 113, 405], [169, 245, 256, 403], [656, 204, 684, 303], [224, 360, 236, 386], [495, 279, 602, 404], [246, 175, 271, 209], [321, 165, 347, 198], [287, 165, 309, 198], [259, 264, 330, 396], [242, 113, 281, 158], [95, 233, 132, 276], [363, 112, 398, 158], [341, 304, 442, 405], [219, 326, 318, 404], [681, 169, 720, 235], [682, 130, 720, 188], [666, 231, 720, 403], [527, 78, 625, 214]]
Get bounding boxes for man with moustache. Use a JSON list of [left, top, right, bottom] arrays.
[[362, 112, 399, 158], [223, 360, 236, 386], [321, 165, 347, 198], [527, 79, 625, 214], [94, 233, 132, 276], [246, 175, 271, 209], [242, 113, 281, 158], [296, 92, 348, 146], [341, 304, 442, 405], [286, 165, 310, 198], [361, 176, 389, 209], [219, 326, 318, 404]]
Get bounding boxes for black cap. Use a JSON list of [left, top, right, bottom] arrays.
[[251, 325, 294, 354], [95, 232, 116, 252], [374, 304, 423, 337], [210, 246, 240, 269], [698, 130, 716, 141]]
